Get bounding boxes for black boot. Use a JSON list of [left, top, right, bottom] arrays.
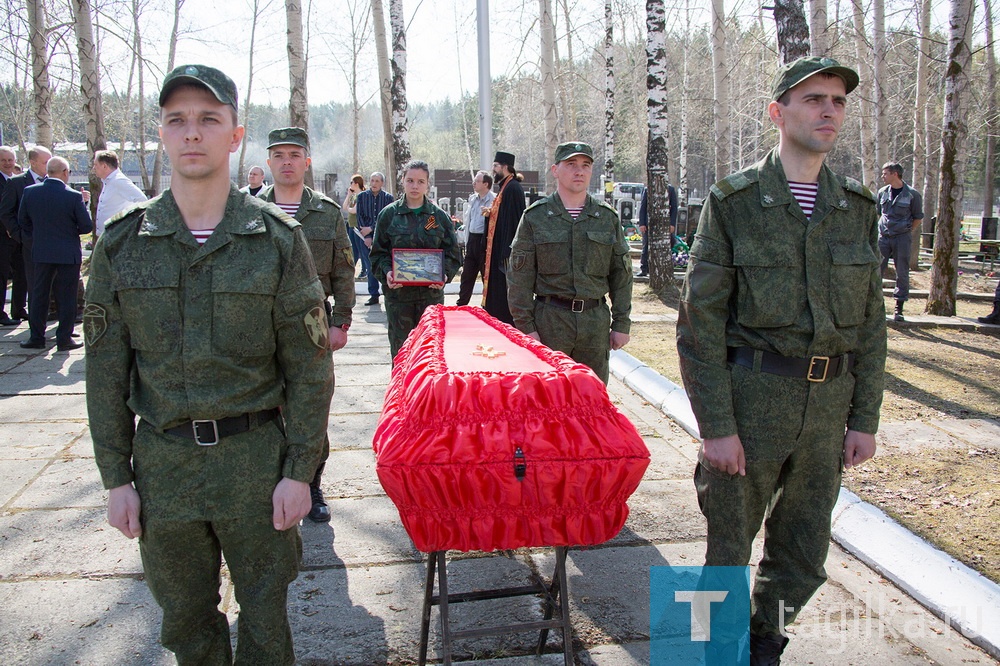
[[307, 463, 331, 523], [979, 301, 1000, 325], [893, 300, 905, 322], [750, 632, 789, 666]]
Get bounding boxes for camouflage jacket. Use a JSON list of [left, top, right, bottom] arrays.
[[84, 185, 334, 489], [369, 197, 462, 302], [676, 148, 887, 439], [507, 192, 633, 334], [258, 185, 355, 327]]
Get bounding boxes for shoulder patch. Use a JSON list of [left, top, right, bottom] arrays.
[[106, 198, 153, 228], [844, 177, 875, 201], [710, 170, 757, 200]]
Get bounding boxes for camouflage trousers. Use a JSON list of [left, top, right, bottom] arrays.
[[694, 361, 852, 637], [133, 419, 300, 665], [385, 292, 444, 361], [534, 299, 611, 384]]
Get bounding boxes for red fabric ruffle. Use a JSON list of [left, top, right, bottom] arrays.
[[373, 305, 650, 552]]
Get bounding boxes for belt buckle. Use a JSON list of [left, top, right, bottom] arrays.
[[807, 356, 830, 382], [571, 299, 585, 313], [192, 419, 220, 446]]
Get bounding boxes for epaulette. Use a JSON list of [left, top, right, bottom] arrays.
[[597, 199, 617, 214], [525, 198, 547, 212], [106, 198, 154, 228], [257, 200, 301, 229], [843, 176, 875, 201], [710, 170, 757, 200], [320, 194, 341, 209]]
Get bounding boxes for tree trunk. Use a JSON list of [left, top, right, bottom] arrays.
[[371, 0, 395, 191], [872, 0, 888, 170], [679, 0, 691, 206], [238, 0, 263, 187], [540, 0, 558, 190], [603, 0, 615, 199], [152, 0, 183, 194], [810, 0, 829, 55], [27, 0, 52, 149], [72, 0, 107, 223], [389, 0, 411, 192], [646, 0, 673, 291], [773, 0, 810, 63], [285, 0, 312, 187], [910, 0, 931, 268], [983, 0, 997, 220], [852, 0, 875, 188], [927, 0, 975, 316], [559, 0, 577, 138], [711, 0, 730, 181], [132, 0, 150, 191]]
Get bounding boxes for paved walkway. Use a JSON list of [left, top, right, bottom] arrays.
[[0, 297, 996, 665]]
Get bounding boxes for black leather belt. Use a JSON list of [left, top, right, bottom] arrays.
[[538, 296, 604, 313], [163, 408, 281, 446], [727, 347, 855, 383]]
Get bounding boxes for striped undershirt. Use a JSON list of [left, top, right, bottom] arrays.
[[787, 181, 819, 219], [275, 202, 300, 217], [565, 206, 584, 219], [190, 229, 214, 245]]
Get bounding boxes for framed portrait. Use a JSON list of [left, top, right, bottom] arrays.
[[392, 248, 444, 285]]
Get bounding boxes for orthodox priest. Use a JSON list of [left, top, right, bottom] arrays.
[[482, 151, 526, 325]]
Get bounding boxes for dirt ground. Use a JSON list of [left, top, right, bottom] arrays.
[[626, 271, 1000, 583]]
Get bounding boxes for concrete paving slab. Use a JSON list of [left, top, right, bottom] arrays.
[[0, 365, 86, 395], [0, 507, 143, 580], [326, 412, 379, 450], [0, 578, 172, 666], [0, 354, 27, 372], [336, 362, 392, 387], [0, 458, 49, 507], [614, 480, 706, 544], [875, 420, 978, 453], [322, 448, 382, 498], [328, 385, 385, 414], [0, 393, 87, 421], [0, 421, 87, 458], [928, 417, 1000, 449], [6, 354, 86, 375], [300, 495, 421, 568], [10, 457, 107, 510]]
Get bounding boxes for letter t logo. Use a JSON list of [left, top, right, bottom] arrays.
[[674, 590, 729, 641]]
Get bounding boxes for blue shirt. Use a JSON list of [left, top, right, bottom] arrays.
[[356, 188, 394, 236]]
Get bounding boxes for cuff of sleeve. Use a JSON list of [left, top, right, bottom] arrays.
[[99, 465, 135, 491], [696, 418, 739, 441], [846, 416, 879, 435], [281, 457, 318, 484], [611, 321, 631, 334]]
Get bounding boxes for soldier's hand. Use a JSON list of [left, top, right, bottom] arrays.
[[701, 435, 746, 476], [609, 331, 629, 350], [272, 478, 311, 530], [843, 429, 877, 469], [527, 331, 541, 342], [427, 281, 445, 290], [386, 271, 403, 289], [329, 326, 348, 351], [108, 483, 142, 539]]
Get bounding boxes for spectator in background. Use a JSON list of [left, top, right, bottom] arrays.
[[0, 145, 51, 322], [240, 165, 266, 197], [343, 174, 366, 276], [877, 162, 923, 322], [483, 151, 525, 324], [454, 170, 495, 307], [93, 150, 147, 238], [356, 171, 394, 306], [637, 183, 678, 277], [0, 145, 24, 326]]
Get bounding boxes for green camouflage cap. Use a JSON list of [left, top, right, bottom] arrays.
[[159, 64, 238, 111], [266, 127, 310, 150], [554, 141, 594, 163], [772, 56, 859, 100]]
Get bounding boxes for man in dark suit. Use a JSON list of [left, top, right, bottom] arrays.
[[0, 145, 51, 325], [17, 156, 92, 351], [0, 145, 22, 325]]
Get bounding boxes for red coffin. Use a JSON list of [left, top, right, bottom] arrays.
[[372, 305, 650, 553]]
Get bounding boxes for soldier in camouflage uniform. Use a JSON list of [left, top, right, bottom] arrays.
[[85, 65, 334, 665], [259, 126, 355, 523], [507, 142, 633, 384], [370, 159, 461, 360], [676, 57, 887, 664]]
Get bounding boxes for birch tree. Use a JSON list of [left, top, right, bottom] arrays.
[[679, 0, 691, 205], [711, 0, 730, 180], [371, 0, 395, 190], [152, 0, 184, 194], [910, 0, 932, 267], [773, 0, 810, 63], [389, 0, 411, 191], [540, 0, 558, 190], [238, 0, 271, 186], [131, 0, 150, 190], [810, 0, 829, 55], [872, 0, 887, 170], [982, 0, 997, 220], [646, 0, 673, 290], [27, 0, 52, 149], [603, 0, 615, 198], [928, 0, 975, 316], [852, 0, 875, 187], [71, 0, 107, 220]]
